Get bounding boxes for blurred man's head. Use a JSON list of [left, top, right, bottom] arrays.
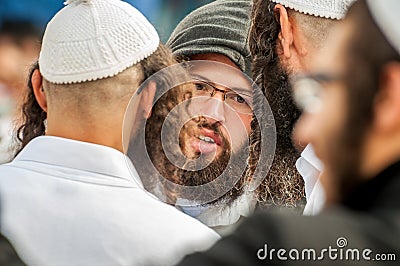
[[0, 21, 42, 100], [248, 0, 355, 208], [294, 0, 400, 204], [16, 0, 174, 154], [138, 0, 254, 206]]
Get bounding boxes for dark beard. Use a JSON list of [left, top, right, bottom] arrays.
[[177, 118, 232, 186], [252, 66, 305, 209], [175, 120, 249, 205], [249, 1, 306, 208]]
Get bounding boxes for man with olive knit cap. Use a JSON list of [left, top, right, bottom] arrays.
[[167, 0, 252, 76], [169, 0, 256, 231], [134, 0, 259, 234], [0, 0, 219, 265]]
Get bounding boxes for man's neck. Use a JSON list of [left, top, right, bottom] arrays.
[[46, 117, 124, 152], [360, 133, 400, 180]]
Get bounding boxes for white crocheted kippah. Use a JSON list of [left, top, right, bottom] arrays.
[[367, 0, 400, 56], [39, 0, 160, 84], [271, 0, 356, 19]]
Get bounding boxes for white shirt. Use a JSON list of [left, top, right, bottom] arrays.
[[0, 136, 219, 266], [296, 144, 326, 215]]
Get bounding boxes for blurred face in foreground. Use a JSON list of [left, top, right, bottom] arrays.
[[293, 20, 354, 203], [294, 7, 400, 204]]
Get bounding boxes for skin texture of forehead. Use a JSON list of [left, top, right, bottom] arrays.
[[311, 21, 349, 76], [190, 53, 241, 69], [189, 53, 253, 94]]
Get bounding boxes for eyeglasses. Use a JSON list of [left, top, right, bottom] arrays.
[[189, 78, 253, 114], [291, 73, 342, 114]]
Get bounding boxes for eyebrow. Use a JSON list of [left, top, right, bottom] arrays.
[[190, 74, 253, 96], [190, 73, 212, 82]]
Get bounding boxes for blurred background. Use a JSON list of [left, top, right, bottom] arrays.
[[0, 0, 214, 163]]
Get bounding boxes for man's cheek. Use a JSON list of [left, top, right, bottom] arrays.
[[293, 113, 314, 147]]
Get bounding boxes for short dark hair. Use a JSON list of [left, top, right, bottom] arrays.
[[248, 0, 305, 208]]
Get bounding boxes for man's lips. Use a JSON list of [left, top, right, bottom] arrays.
[[189, 128, 224, 155], [199, 128, 223, 146]]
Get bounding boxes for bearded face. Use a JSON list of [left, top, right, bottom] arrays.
[[130, 60, 254, 206], [172, 114, 250, 204]]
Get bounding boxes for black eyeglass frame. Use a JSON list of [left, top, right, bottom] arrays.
[[190, 78, 254, 114]]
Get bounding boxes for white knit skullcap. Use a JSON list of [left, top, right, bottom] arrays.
[[271, 0, 357, 19], [39, 0, 160, 84], [366, 0, 400, 56]]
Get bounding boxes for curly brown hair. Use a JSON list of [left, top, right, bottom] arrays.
[[248, 0, 305, 209], [125, 49, 195, 204], [15, 61, 45, 156]]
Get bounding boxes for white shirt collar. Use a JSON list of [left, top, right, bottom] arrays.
[[301, 144, 323, 171], [177, 190, 257, 227], [296, 144, 326, 215], [14, 136, 144, 188]]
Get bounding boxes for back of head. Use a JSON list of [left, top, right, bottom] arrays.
[[39, 0, 159, 84], [272, 0, 357, 50], [251, 0, 356, 64], [15, 0, 181, 155], [167, 0, 252, 76], [38, 0, 160, 108], [247, 0, 355, 208]]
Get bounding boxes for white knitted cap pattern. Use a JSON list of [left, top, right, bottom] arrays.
[[271, 0, 357, 19], [366, 0, 400, 56], [39, 0, 160, 84]]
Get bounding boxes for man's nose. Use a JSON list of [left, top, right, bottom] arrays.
[[201, 95, 226, 123], [293, 113, 315, 149]]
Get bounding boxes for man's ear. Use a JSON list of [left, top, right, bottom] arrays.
[[31, 69, 48, 112], [140, 81, 157, 119], [274, 4, 294, 58], [374, 62, 400, 134]]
